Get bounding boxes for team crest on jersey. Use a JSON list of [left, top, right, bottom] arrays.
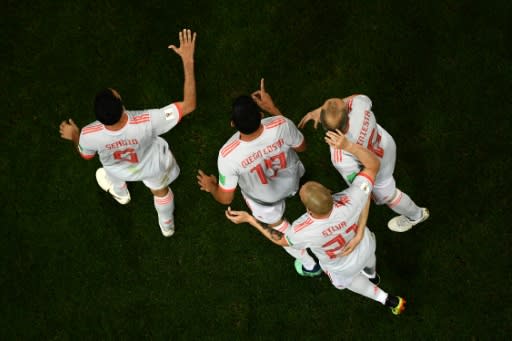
[[359, 182, 371, 194], [165, 109, 177, 121]]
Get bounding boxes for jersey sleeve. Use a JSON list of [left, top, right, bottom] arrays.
[[343, 172, 374, 215], [282, 117, 304, 148], [350, 95, 372, 112], [217, 155, 238, 192], [331, 146, 362, 185], [149, 102, 183, 136], [77, 133, 97, 160]]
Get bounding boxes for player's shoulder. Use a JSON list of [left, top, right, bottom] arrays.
[[291, 213, 315, 233], [219, 133, 242, 159], [126, 110, 151, 125], [349, 95, 372, 112], [262, 115, 289, 129], [81, 121, 105, 136]]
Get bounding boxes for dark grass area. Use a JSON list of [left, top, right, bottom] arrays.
[[1, 0, 511, 339]]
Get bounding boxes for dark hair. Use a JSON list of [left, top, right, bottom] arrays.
[[94, 89, 123, 125], [231, 95, 261, 134]]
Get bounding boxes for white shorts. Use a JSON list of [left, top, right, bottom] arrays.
[[324, 231, 377, 289], [372, 176, 397, 205], [105, 152, 180, 190], [242, 193, 286, 225]]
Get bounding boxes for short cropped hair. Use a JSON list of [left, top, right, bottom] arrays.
[[320, 100, 348, 131], [94, 89, 123, 125], [231, 95, 261, 134], [301, 181, 333, 215]]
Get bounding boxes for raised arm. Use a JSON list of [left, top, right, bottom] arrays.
[[168, 29, 197, 116], [251, 78, 282, 116], [225, 207, 290, 246], [59, 118, 81, 152]]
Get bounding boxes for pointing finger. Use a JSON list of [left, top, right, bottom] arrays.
[[260, 78, 265, 92]]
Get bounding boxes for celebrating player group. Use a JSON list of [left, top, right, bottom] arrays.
[[59, 28, 429, 316]]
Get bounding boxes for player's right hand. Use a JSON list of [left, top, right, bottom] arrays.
[[325, 129, 351, 150], [225, 207, 252, 224], [197, 169, 217, 192], [168, 28, 197, 62], [59, 118, 79, 142], [298, 107, 321, 129]]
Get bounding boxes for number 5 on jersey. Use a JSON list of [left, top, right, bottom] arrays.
[[113, 148, 139, 163]]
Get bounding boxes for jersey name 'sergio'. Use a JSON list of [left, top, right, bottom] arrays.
[[78, 103, 182, 181], [217, 116, 305, 203]]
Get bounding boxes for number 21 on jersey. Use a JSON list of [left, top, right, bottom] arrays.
[[250, 152, 287, 184]]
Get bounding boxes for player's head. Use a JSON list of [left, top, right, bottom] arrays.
[[231, 95, 262, 134], [94, 88, 124, 125], [320, 98, 349, 132], [299, 181, 333, 216]]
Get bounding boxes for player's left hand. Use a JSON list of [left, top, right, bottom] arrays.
[[325, 129, 351, 150], [340, 237, 361, 256], [197, 169, 217, 192], [251, 78, 282, 116], [59, 118, 79, 142], [225, 207, 253, 224]]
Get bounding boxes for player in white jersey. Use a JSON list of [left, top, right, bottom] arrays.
[[299, 94, 429, 232], [225, 130, 406, 315], [59, 29, 197, 237], [197, 79, 320, 276]]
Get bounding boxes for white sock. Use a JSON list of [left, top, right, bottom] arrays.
[[154, 188, 175, 228], [347, 273, 388, 305], [273, 219, 317, 270], [387, 189, 422, 220]]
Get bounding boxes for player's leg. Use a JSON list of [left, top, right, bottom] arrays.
[[329, 270, 406, 315], [95, 168, 131, 204], [143, 155, 180, 237], [150, 186, 175, 237], [373, 176, 429, 232], [243, 195, 320, 275]]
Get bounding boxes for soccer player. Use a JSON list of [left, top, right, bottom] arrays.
[[59, 29, 197, 237], [225, 129, 406, 315], [298, 95, 429, 232], [197, 79, 321, 277]]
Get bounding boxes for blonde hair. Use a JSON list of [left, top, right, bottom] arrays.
[[301, 181, 333, 215], [320, 99, 348, 131]]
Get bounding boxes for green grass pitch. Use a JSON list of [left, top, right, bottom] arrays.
[[1, 0, 511, 339]]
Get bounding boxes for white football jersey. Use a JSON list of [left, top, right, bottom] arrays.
[[330, 95, 396, 184], [217, 116, 305, 203], [286, 174, 376, 277], [78, 103, 182, 181]]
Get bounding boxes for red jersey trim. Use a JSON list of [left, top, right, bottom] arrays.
[[332, 148, 343, 163], [293, 217, 314, 233], [129, 113, 150, 124], [174, 102, 183, 122], [357, 172, 375, 186], [80, 153, 95, 160], [347, 98, 353, 111], [264, 117, 286, 129], [82, 124, 104, 135], [220, 140, 241, 157]]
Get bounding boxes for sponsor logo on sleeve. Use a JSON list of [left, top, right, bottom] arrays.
[[219, 173, 226, 186]]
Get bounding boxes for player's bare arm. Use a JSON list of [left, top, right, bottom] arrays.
[[168, 28, 197, 116], [59, 118, 80, 147], [225, 207, 289, 246], [251, 78, 283, 116], [340, 197, 370, 256], [325, 129, 380, 179], [298, 106, 322, 129], [197, 169, 234, 205]]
